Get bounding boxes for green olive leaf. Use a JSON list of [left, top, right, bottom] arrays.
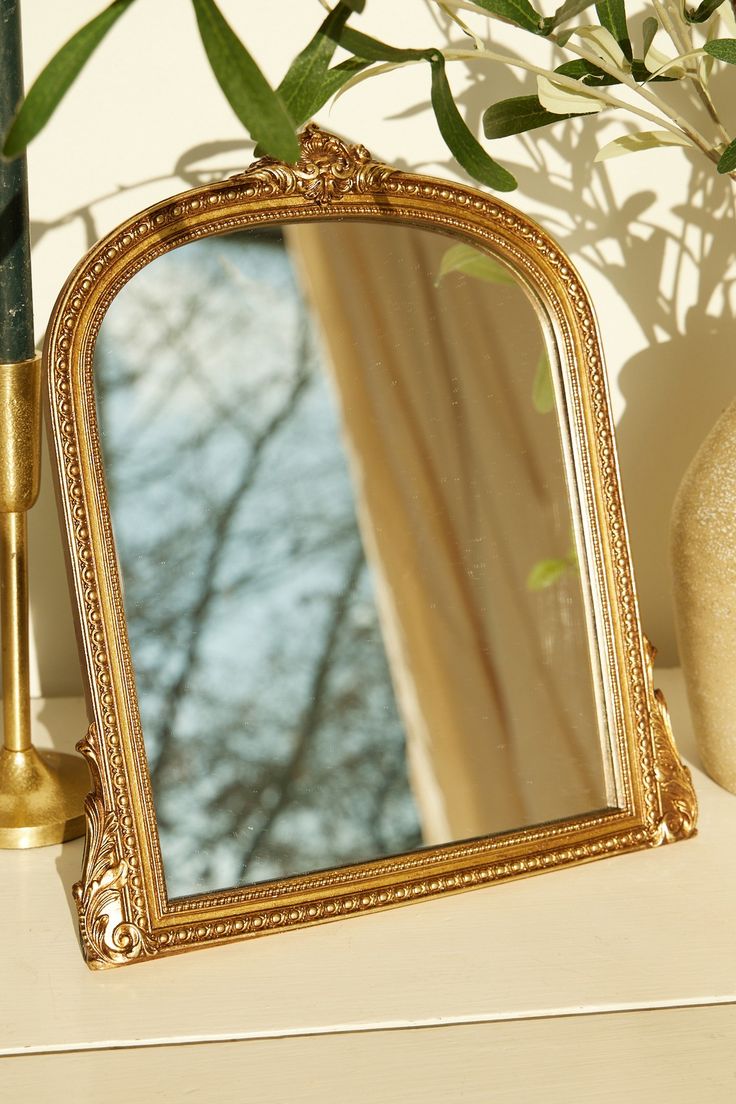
[[191, 0, 299, 162], [429, 55, 518, 191], [471, 0, 549, 34], [572, 26, 629, 69], [703, 39, 736, 64], [551, 0, 599, 28], [631, 57, 678, 83], [595, 0, 633, 60], [717, 136, 736, 173], [309, 57, 374, 112], [554, 58, 619, 85], [333, 27, 436, 64], [276, 1, 364, 126], [286, 26, 515, 189], [436, 244, 516, 285], [3, 0, 137, 159], [483, 95, 586, 138], [554, 56, 676, 85], [537, 74, 605, 115], [685, 0, 726, 23], [642, 16, 659, 58], [594, 129, 691, 161]]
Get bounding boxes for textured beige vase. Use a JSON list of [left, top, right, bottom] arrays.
[[671, 398, 736, 793]]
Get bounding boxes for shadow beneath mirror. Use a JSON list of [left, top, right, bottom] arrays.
[[26, 696, 89, 940], [54, 840, 85, 945]]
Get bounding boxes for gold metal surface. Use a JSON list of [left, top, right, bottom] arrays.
[[671, 398, 736, 794], [0, 357, 41, 513], [1, 512, 31, 752], [0, 356, 41, 755], [43, 126, 698, 969], [0, 354, 87, 847], [0, 745, 88, 847]]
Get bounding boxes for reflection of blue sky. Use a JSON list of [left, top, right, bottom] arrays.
[[95, 232, 422, 898]]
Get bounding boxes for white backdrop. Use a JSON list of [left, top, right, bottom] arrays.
[[20, 0, 736, 694]]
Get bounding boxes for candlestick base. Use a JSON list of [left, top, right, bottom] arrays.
[[0, 745, 88, 848]]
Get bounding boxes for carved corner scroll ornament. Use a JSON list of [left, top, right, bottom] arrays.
[[232, 123, 395, 204], [644, 639, 698, 844], [73, 724, 155, 969]]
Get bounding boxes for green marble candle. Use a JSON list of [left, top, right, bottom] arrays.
[[0, 0, 34, 363]]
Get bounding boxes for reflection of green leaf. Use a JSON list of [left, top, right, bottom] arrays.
[[436, 244, 515, 286], [529, 532, 582, 591], [527, 558, 569, 590], [532, 349, 555, 413], [527, 539, 578, 591]]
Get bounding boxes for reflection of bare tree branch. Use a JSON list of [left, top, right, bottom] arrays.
[[116, 290, 261, 440], [149, 340, 312, 794], [99, 288, 256, 478], [97, 230, 423, 896], [236, 542, 366, 881], [121, 510, 357, 647], [369, 755, 415, 852]]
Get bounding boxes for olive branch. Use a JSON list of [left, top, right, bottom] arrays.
[[4, 0, 736, 193]]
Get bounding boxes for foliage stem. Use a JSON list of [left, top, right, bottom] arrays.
[[546, 35, 718, 161], [656, 0, 730, 143]]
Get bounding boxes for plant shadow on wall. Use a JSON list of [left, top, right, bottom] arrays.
[[502, 104, 736, 669], [388, 48, 736, 665], [615, 160, 736, 665]]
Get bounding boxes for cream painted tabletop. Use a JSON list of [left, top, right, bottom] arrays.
[[2, 673, 735, 1102]]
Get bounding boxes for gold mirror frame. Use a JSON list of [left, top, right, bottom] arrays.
[[45, 126, 697, 969]]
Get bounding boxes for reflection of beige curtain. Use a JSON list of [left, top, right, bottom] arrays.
[[288, 222, 608, 844]]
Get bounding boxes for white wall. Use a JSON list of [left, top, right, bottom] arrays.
[[20, 0, 736, 693]]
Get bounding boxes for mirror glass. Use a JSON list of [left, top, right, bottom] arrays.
[[93, 220, 616, 901]]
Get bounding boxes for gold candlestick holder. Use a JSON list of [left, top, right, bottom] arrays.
[[0, 355, 88, 847]]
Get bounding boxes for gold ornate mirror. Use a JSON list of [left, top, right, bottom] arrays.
[[45, 127, 696, 969]]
